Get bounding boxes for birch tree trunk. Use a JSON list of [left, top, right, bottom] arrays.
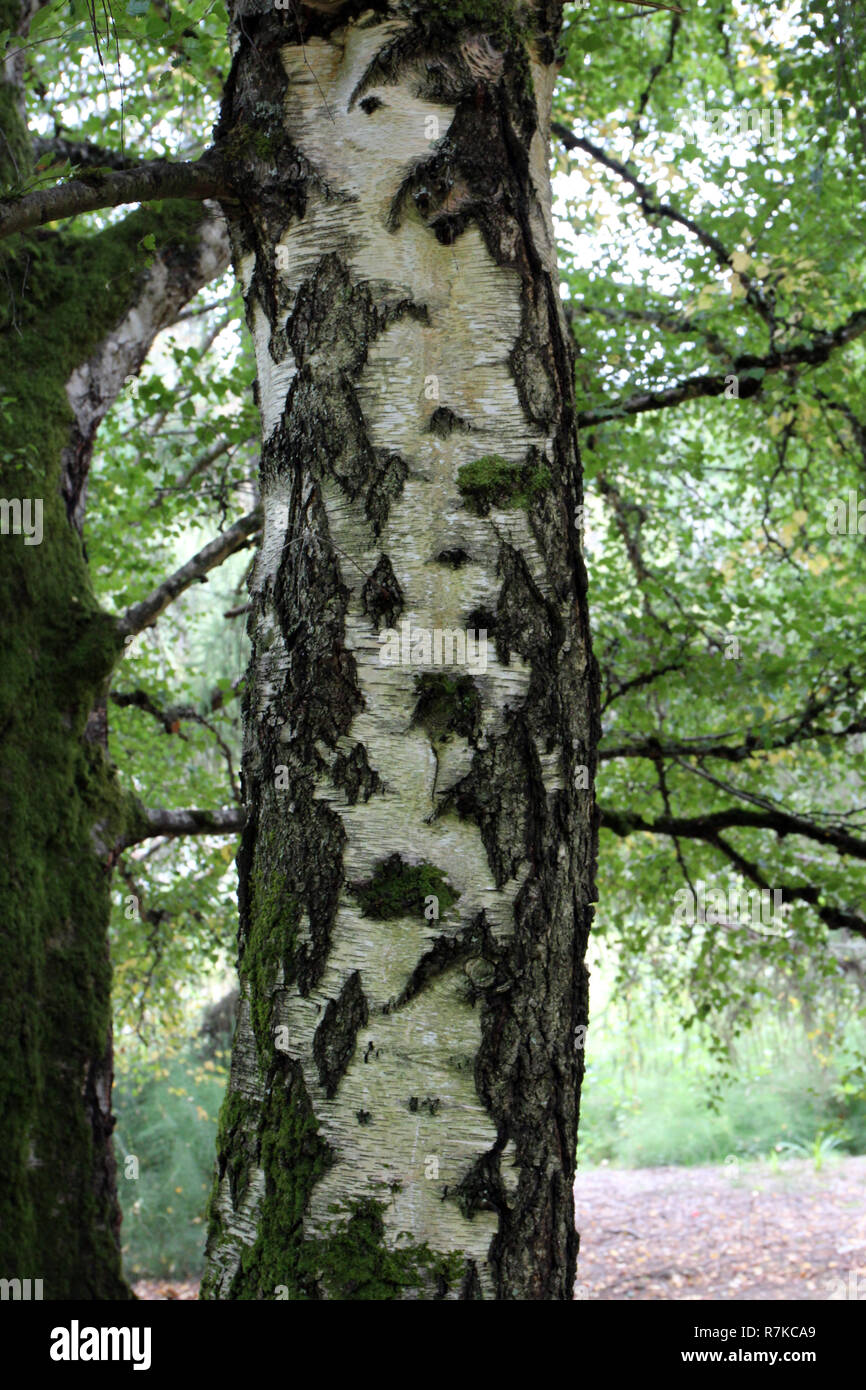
[[204, 0, 599, 1301]]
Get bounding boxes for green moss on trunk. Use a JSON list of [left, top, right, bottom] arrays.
[[207, 1062, 466, 1301], [456, 453, 551, 515], [0, 202, 209, 1297], [351, 854, 459, 919]]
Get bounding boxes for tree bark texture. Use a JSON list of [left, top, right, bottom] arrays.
[[203, 0, 599, 1301]]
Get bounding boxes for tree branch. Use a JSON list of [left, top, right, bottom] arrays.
[[0, 154, 226, 240], [710, 832, 866, 937], [553, 126, 776, 327], [60, 203, 230, 532], [110, 687, 242, 803], [116, 805, 246, 851], [567, 298, 732, 362], [116, 508, 261, 638], [631, 11, 682, 134], [553, 125, 733, 268], [600, 804, 866, 862], [32, 136, 140, 172], [601, 715, 866, 763], [111, 683, 238, 726], [149, 437, 245, 509], [601, 659, 687, 710], [578, 309, 866, 427], [600, 806, 866, 936]]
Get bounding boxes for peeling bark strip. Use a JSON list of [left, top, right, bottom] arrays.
[[204, 0, 599, 1301]]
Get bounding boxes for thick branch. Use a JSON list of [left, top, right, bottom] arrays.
[[601, 806, 866, 936], [117, 805, 246, 850], [601, 715, 866, 763], [0, 154, 225, 239], [61, 203, 231, 531], [116, 509, 261, 637], [600, 804, 866, 861], [711, 833, 866, 937], [111, 683, 237, 726]]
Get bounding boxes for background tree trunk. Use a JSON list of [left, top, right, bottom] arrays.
[[0, 8, 229, 1286], [204, 1, 599, 1300]]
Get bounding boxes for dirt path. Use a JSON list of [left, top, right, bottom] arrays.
[[574, 1155, 866, 1300], [133, 1156, 866, 1300]]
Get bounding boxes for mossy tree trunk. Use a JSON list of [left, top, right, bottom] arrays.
[[0, 0, 229, 1294], [204, 0, 599, 1301]]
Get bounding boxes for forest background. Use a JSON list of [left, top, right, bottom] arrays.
[[2, 0, 864, 1284]]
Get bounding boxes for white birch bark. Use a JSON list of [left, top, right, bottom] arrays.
[[205, 1, 598, 1302]]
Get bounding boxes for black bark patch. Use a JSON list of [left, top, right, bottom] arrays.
[[453, 1148, 507, 1220], [239, 472, 358, 1005], [366, 450, 409, 533], [434, 547, 472, 568], [408, 1096, 441, 1115], [446, 717, 538, 887], [412, 673, 482, 744], [331, 741, 382, 805], [280, 255, 423, 532], [362, 553, 404, 629], [285, 373, 372, 493], [510, 287, 562, 429], [383, 910, 503, 1014], [214, 1053, 335, 1302], [272, 481, 362, 751], [348, 21, 479, 111], [287, 254, 377, 375], [284, 377, 408, 537], [494, 543, 556, 668], [428, 405, 472, 437], [313, 971, 369, 1099], [465, 606, 497, 636], [474, 860, 591, 1300], [386, 80, 537, 255], [460, 1259, 484, 1300]]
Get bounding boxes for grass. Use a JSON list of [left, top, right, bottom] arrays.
[[578, 974, 866, 1169], [114, 1044, 229, 1282]]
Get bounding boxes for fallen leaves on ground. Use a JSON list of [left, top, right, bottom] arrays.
[[133, 1280, 199, 1300], [574, 1155, 866, 1300], [132, 1156, 866, 1301]]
